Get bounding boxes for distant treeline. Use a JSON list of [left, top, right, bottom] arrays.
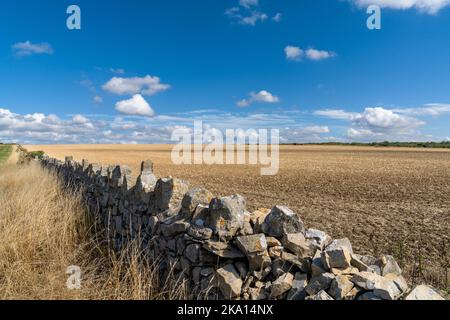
[[286, 141, 450, 148]]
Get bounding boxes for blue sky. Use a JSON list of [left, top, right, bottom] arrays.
[[1, 0, 450, 144]]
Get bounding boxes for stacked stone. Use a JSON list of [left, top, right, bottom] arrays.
[[38, 155, 446, 301]]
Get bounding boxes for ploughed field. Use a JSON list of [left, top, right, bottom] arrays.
[[26, 144, 450, 288]]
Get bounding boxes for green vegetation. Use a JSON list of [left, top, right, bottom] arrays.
[[0, 145, 13, 164], [14, 145, 45, 164], [287, 141, 450, 148], [25, 150, 45, 159]]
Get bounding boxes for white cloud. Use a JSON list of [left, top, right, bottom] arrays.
[[239, 0, 259, 8], [348, 0, 450, 14], [226, 0, 274, 26], [72, 115, 90, 124], [109, 68, 125, 75], [285, 46, 336, 61], [237, 90, 280, 107], [315, 106, 426, 140], [115, 94, 155, 117], [102, 75, 170, 96], [240, 11, 268, 25], [392, 103, 450, 116], [314, 109, 359, 120], [93, 96, 103, 104], [285, 46, 304, 61], [306, 48, 337, 61], [290, 126, 330, 137], [272, 13, 282, 22], [0, 108, 98, 144], [12, 41, 53, 57], [346, 128, 382, 139]]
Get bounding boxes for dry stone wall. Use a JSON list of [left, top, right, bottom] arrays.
[[39, 155, 445, 301]]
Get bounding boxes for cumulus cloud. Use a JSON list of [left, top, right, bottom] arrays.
[[0, 108, 98, 144], [226, 0, 279, 26], [314, 109, 359, 120], [115, 94, 155, 117], [72, 114, 90, 124], [239, 0, 259, 8], [392, 103, 450, 116], [285, 46, 304, 61], [109, 68, 125, 75], [306, 48, 337, 61], [93, 96, 103, 104], [12, 41, 53, 57], [237, 90, 280, 107], [315, 106, 426, 140], [282, 126, 331, 142], [285, 46, 336, 61], [272, 13, 282, 22], [348, 0, 450, 14], [102, 75, 170, 96], [0, 107, 333, 144], [226, 7, 268, 25]]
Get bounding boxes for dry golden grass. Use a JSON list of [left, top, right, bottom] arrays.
[[26, 144, 450, 290], [0, 163, 188, 300]]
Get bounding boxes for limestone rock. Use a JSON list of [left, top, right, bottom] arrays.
[[216, 264, 243, 299], [208, 195, 246, 237], [311, 250, 327, 277], [306, 290, 334, 300], [187, 226, 213, 240], [350, 271, 381, 290], [185, 243, 201, 263], [321, 247, 352, 270], [305, 228, 332, 250], [160, 221, 190, 238], [405, 285, 445, 300], [234, 262, 248, 279], [192, 204, 209, 226], [280, 251, 310, 273], [330, 267, 359, 276], [368, 264, 382, 275], [287, 273, 308, 300], [270, 273, 294, 298], [236, 234, 268, 255], [268, 246, 283, 259], [282, 233, 316, 258], [271, 259, 291, 278], [136, 161, 157, 192], [248, 251, 272, 271], [250, 208, 271, 232], [379, 255, 402, 276], [249, 287, 267, 300], [202, 240, 245, 259], [155, 177, 190, 214], [262, 206, 305, 238], [111, 165, 133, 189], [351, 271, 403, 300], [325, 238, 353, 254], [350, 253, 369, 272], [266, 237, 281, 247], [328, 275, 354, 300], [305, 273, 335, 296], [182, 187, 213, 215]]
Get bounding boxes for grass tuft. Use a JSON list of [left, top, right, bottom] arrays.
[[0, 163, 188, 300]]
